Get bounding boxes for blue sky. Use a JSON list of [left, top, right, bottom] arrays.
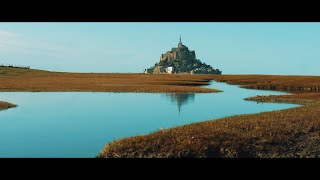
[[0, 23, 319, 75]]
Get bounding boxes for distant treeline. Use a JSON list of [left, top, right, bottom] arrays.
[[0, 64, 30, 69]]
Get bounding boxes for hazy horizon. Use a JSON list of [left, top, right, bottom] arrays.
[[1, 23, 319, 75]]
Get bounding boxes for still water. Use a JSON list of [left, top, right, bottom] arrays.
[[0, 81, 298, 157]]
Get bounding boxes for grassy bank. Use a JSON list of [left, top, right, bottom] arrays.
[[98, 75, 320, 158], [0, 101, 17, 111], [213, 75, 320, 92], [0, 67, 220, 93]]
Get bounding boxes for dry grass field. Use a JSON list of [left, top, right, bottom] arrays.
[[213, 75, 320, 92], [98, 75, 320, 158], [0, 67, 219, 93], [0, 101, 17, 111]]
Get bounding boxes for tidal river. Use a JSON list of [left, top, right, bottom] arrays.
[[0, 81, 298, 157]]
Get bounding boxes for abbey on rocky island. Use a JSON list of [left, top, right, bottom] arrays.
[[147, 36, 221, 74], [160, 36, 196, 62]]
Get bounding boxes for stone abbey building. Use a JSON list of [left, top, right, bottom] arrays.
[[148, 36, 221, 74], [160, 36, 196, 62]]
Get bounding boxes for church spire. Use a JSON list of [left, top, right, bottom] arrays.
[[178, 34, 183, 47]]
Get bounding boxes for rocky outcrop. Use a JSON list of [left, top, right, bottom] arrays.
[[148, 36, 222, 75]]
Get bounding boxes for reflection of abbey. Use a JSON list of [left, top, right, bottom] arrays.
[[164, 93, 195, 114], [147, 36, 222, 74]]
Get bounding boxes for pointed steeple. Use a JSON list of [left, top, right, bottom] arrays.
[[178, 34, 183, 47]]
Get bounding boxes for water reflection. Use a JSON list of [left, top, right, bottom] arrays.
[[163, 93, 195, 114], [0, 82, 299, 157]]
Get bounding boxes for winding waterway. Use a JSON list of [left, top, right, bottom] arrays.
[[0, 81, 298, 157]]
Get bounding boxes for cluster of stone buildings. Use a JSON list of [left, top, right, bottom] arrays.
[[145, 36, 221, 75], [160, 36, 196, 62]]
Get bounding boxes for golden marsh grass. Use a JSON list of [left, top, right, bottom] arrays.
[[98, 75, 320, 158], [0, 67, 219, 93], [0, 101, 17, 111]]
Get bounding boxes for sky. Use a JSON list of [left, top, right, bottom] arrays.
[[0, 22, 319, 75]]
